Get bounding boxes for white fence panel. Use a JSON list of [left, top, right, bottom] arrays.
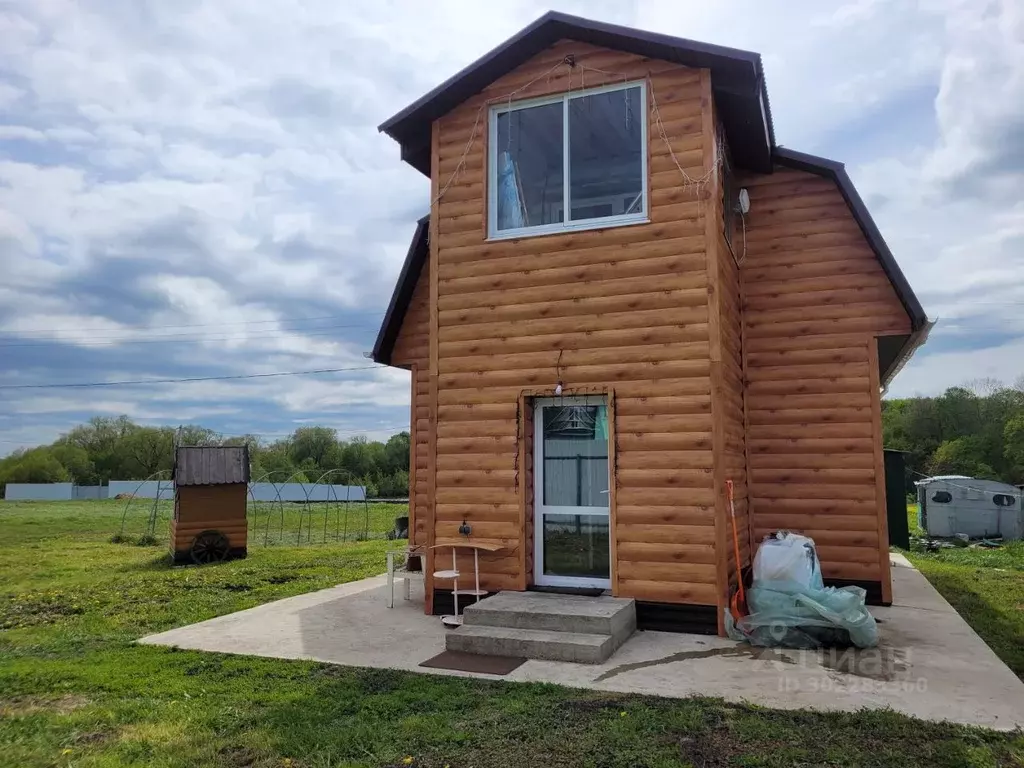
[[5, 483, 74, 500], [248, 483, 366, 502], [107, 480, 175, 499], [5, 481, 368, 502], [73, 485, 107, 500]]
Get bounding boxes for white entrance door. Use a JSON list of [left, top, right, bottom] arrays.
[[533, 396, 611, 589]]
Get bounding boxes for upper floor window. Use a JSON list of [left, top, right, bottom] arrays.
[[488, 81, 647, 240]]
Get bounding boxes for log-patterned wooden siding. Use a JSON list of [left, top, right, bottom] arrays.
[[738, 167, 911, 599], [430, 40, 718, 604], [704, 103, 750, 624], [171, 485, 248, 554], [390, 260, 430, 547]]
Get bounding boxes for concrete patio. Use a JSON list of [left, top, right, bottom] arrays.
[[140, 553, 1024, 730]]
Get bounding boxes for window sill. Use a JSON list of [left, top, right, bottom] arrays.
[[487, 215, 649, 242]]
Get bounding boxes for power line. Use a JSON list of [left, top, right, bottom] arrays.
[[0, 364, 388, 391], [212, 424, 411, 439], [0, 424, 411, 443], [0, 324, 379, 349], [0, 312, 387, 337]]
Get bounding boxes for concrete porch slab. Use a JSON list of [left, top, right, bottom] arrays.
[[139, 553, 1024, 730]]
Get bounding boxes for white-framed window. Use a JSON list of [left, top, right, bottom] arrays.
[[487, 80, 647, 240]]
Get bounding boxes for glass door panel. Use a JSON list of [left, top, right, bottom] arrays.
[[533, 396, 610, 588]]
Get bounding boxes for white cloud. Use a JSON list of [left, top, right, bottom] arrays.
[[888, 336, 1024, 397], [1, 0, 1022, 452]]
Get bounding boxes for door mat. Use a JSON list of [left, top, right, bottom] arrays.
[[419, 650, 525, 675]]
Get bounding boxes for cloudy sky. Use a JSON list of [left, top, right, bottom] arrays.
[[0, 0, 1021, 455]]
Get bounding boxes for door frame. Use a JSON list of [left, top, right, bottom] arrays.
[[532, 395, 611, 589]]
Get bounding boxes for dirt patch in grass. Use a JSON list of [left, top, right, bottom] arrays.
[[217, 744, 263, 767], [265, 574, 300, 585], [71, 729, 115, 746], [0, 694, 92, 716], [0, 590, 87, 629]]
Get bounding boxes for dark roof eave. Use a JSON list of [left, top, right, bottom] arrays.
[[371, 215, 430, 366], [881, 320, 935, 390], [773, 147, 928, 335], [379, 10, 775, 175]]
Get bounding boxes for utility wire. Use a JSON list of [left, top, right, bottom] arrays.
[[0, 325, 378, 349], [0, 364, 388, 391], [0, 312, 386, 337]]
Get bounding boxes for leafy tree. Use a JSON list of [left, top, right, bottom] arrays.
[[927, 437, 995, 479], [122, 427, 175, 477], [384, 432, 411, 474], [176, 425, 220, 446], [49, 443, 95, 484], [376, 469, 410, 497], [341, 436, 375, 478], [0, 448, 71, 485], [251, 441, 301, 481], [290, 427, 340, 470], [1, 415, 411, 496], [1004, 414, 1024, 484], [63, 416, 138, 482]]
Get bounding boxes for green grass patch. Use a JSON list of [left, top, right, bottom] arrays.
[[1, 500, 1022, 767], [904, 504, 1024, 679]]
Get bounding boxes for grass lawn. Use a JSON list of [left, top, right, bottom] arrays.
[[1, 501, 1023, 767], [903, 504, 1024, 679]]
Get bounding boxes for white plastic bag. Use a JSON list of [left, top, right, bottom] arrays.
[[752, 532, 822, 590], [727, 532, 878, 649]]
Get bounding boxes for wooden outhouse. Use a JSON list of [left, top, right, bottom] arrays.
[[171, 445, 250, 564], [372, 12, 929, 633]]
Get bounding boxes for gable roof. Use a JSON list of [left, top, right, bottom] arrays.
[[773, 148, 930, 386], [174, 445, 250, 486], [371, 215, 429, 366], [373, 16, 929, 386], [773, 148, 926, 333], [379, 10, 775, 174]]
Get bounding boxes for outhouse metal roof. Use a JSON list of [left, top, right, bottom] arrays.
[[174, 445, 251, 486]]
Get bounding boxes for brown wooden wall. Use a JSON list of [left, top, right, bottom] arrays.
[[171, 484, 248, 553], [428, 39, 719, 605], [704, 111, 751, 621], [738, 167, 911, 601], [385, 38, 913, 618], [391, 260, 431, 547]]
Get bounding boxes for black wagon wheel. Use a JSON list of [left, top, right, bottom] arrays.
[[190, 530, 231, 565]]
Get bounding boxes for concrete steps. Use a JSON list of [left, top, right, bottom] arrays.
[[445, 591, 636, 664]]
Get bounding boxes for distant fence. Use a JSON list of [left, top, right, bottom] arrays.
[[107, 481, 174, 499], [5, 483, 76, 500], [4, 481, 367, 502], [249, 484, 366, 502], [75, 485, 105, 500]]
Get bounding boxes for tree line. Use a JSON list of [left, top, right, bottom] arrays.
[[0, 416, 410, 497], [5, 380, 1022, 499], [883, 379, 1024, 489]]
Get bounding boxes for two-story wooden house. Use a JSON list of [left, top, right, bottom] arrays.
[[372, 12, 928, 633]]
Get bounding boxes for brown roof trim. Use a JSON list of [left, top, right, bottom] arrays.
[[773, 147, 929, 384], [372, 215, 429, 366], [379, 10, 775, 174]]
